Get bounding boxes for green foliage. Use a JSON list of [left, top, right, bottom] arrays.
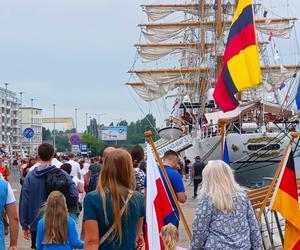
[[65, 128, 77, 134], [81, 133, 104, 157], [87, 118, 99, 139], [42, 127, 51, 141], [55, 135, 71, 152]]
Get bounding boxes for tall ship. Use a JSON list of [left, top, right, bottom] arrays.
[[127, 0, 300, 187]]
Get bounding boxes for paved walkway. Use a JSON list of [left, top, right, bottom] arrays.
[[5, 175, 197, 249]]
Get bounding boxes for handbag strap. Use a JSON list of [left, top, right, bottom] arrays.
[[99, 190, 134, 245]]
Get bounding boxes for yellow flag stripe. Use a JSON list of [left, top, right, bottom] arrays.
[[232, 0, 253, 24], [227, 45, 262, 91]]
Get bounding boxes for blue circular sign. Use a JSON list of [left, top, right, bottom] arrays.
[[70, 135, 81, 145], [23, 127, 35, 139]]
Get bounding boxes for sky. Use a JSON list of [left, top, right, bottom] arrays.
[[0, 0, 299, 132]]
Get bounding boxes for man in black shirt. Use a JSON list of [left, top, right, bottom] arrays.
[[192, 156, 205, 199]]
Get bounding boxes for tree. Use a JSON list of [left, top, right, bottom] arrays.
[[87, 118, 99, 139], [117, 120, 128, 126], [42, 127, 51, 141], [81, 133, 104, 157], [65, 128, 77, 134], [55, 135, 71, 152]]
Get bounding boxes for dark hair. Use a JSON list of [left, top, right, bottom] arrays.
[[163, 150, 178, 159], [68, 153, 75, 159], [38, 143, 54, 161], [79, 160, 84, 169], [130, 145, 144, 168], [28, 157, 37, 168], [60, 163, 72, 175]]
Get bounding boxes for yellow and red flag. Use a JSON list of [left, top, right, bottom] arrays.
[[270, 150, 300, 250], [213, 0, 262, 112]]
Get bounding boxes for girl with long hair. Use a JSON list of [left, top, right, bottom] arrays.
[[190, 160, 262, 250], [83, 149, 144, 250], [36, 191, 83, 249]]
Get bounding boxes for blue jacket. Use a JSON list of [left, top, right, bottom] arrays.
[[19, 165, 79, 231], [0, 179, 7, 249], [36, 216, 84, 250]]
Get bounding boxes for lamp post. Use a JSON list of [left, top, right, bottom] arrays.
[[19, 92, 24, 156], [53, 104, 56, 149], [29, 98, 36, 156], [75, 108, 78, 132]]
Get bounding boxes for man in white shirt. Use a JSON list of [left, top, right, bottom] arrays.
[[67, 153, 80, 179], [51, 152, 62, 168]]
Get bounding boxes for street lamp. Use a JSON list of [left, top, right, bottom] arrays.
[[75, 108, 78, 132], [29, 98, 36, 156], [53, 104, 56, 149]]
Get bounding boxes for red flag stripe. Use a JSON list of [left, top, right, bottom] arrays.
[[223, 23, 256, 64], [153, 178, 174, 249], [279, 166, 298, 201], [213, 71, 239, 112], [293, 239, 300, 250]]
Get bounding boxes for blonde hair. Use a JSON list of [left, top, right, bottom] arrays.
[[96, 149, 134, 243], [43, 191, 68, 244], [199, 160, 243, 212], [160, 223, 179, 250]]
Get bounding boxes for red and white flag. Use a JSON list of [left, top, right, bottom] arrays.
[[146, 145, 174, 250]]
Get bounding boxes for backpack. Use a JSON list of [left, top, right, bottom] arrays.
[[87, 172, 100, 193], [45, 168, 77, 209]]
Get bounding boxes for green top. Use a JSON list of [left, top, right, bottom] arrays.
[[83, 190, 145, 250]]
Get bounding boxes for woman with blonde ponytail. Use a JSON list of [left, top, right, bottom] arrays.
[[190, 160, 262, 250], [36, 191, 83, 249]]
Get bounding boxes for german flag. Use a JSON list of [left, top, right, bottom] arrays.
[[213, 0, 262, 112], [271, 151, 300, 250]]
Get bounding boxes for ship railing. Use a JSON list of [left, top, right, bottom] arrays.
[[200, 123, 220, 139], [248, 178, 300, 249]]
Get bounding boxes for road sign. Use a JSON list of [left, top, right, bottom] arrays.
[[70, 134, 81, 145], [80, 144, 87, 154], [23, 128, 35, 139], [71, 145, 80, 154]]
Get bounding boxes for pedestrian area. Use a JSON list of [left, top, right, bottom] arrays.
[[5, 177, 197, 249]]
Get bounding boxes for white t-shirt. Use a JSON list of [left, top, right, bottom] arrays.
[[72, 176, 84, 187], [79, 169, 87, 182], [51, 158, 63, 168], [83, 162, 90, 173], [67, 159, 80, 177], [0, 173, 16, 205]]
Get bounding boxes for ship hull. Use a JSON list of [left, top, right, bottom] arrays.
[[185, 132, 300, 187]]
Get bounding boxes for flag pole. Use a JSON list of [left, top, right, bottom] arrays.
[[144, 131, 192, 240], [219, 120, 226, 159], [257, 131, 299, 220]]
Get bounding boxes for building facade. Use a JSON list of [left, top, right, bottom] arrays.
[[0, 87, 21, 155], [21, 107, 43, 155]]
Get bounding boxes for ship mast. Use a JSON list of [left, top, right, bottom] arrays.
[[198, 0, 207, 113], [216, 0, 223, 76]]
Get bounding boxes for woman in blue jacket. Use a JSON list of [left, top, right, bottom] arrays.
[[36, 191, 83, 250]]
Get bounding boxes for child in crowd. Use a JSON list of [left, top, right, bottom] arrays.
[[161, 223, 187, 250], [36, 191, 84, 250]]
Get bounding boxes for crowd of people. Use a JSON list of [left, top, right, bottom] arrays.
[[0, 143, 263, 249]]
